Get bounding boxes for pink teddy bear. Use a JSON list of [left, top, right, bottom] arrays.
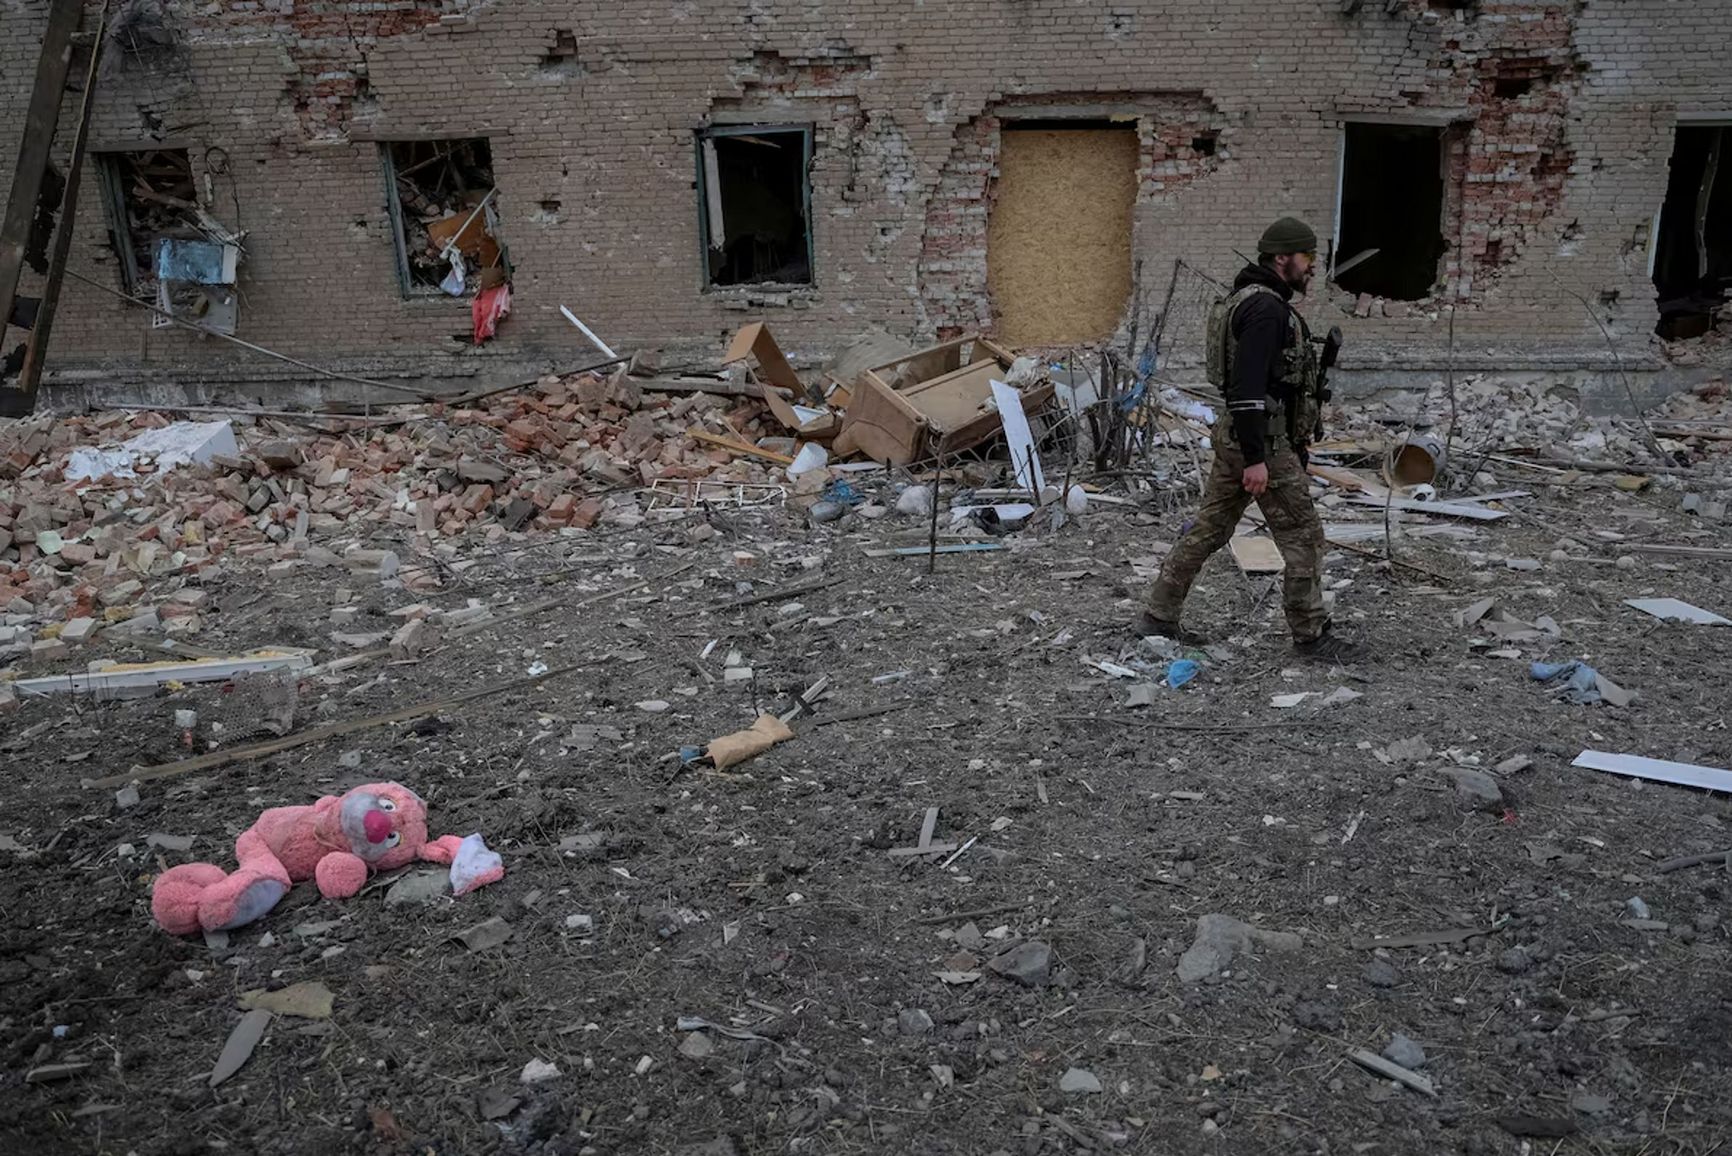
[[151, 782, 493, 935]]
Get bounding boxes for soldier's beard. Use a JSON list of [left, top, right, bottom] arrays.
[[1283, 266, 1313, 294]]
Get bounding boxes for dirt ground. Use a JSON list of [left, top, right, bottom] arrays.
[[3, 461, 1730, 1156]]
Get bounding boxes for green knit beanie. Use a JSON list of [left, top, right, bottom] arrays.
[[1258, 217, 1318, 256]]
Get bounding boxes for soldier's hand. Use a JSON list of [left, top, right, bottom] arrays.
[[1241, 462, 1269, 495]]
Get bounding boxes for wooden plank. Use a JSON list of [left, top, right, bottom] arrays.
[[887, 842, 959, 859], [1624, 543, 1732, 561], [1348, 495, 1509, 521], [917, 806, 939, 850], [1347, 1049, 1436, 1097], [1307, 463, 1378, 494], [0, 0, 83, 353], [1229, 535, 1284, 574], [687, 428, 796, 466], [16, 3, 108, 402]]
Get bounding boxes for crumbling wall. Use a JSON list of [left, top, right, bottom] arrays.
[[918, 94, 1225, 341], [1, 0, 1726, 402]]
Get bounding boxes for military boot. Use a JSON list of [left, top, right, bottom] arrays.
[[1294, 629, 1362, 663], [1133, 612, 1210, 646]]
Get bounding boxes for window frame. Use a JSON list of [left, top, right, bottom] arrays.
[[694, 123, 815, 291]]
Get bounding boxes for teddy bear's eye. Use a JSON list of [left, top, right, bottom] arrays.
[[377, 799, 396, 812], [386, 832, 401, 848]]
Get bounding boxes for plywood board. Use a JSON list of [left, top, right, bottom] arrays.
[[988, 128, 1136, 345], [1230, 536, 1285, 574]]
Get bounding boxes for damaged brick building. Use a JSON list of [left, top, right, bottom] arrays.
[[2, 0, 1728, 407]]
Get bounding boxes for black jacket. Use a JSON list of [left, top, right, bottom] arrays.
[[1225, 263, 1295, 466]]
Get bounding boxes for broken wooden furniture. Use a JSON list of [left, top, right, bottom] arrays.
[[833, 336, 1055, 466]]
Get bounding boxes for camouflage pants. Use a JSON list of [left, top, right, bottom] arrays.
[[1144, 433, 1328, 642]]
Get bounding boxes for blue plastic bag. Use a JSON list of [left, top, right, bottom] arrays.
[[1167, 658, 1200, 689]]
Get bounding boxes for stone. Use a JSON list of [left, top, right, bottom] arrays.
[[519, 1059, 560, 1084], [678, 1032, 714, 1059], [1362, 958, 1401, 988], [385, 870, 450, 907], [1442, 767, 1503, 811], [1292, 1000, 1342, 1031], [1176, 913, 1302, 983], [1625, 896, 1651, 920], [1058, 1067, 1102, 1095], [30, 638, 67, 661], [1569, 1092, 1612, 1117], [571, 497, 605, 529], [897, 1008, 934, 1035], [389, 618, 438, 658], [1497, 946, 1534, 975], [985, 940, 1052, 987], [1385, 736, 1432, 764], [1383, 1033, 1427, 1070]]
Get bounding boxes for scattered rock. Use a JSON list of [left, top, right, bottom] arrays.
[[1495, 1115, 1577, 1139], [1625, 896, 1651, 920], [1362, 958, 1401, 988], [1292, 1000, 1342, 1032], [1385, 736, 1432, 764], [385, 870, 449, 907], [1569, 1092, 1612, 1117], [1442, 767, 1504, 811], [1497, 946, 1535, 975], [897, 1008, 934, 1035], [1058, 1067, 1102, 1095], [1382, 1033, 1426, 1070], [1176, 913, 1302, 983], [986, 940, 1052, 987], [519, 1059, 561, 1084], [454, 917, 514, 952]]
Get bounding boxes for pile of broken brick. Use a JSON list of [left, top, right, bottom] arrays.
[[0, 367, 792, 671]]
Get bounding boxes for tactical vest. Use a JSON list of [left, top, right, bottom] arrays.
[[1204, 283, 1322, 446]]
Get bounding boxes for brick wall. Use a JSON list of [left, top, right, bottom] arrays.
[[2, 0, 1728, 397]]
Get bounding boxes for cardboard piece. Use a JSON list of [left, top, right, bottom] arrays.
[[707, 713, 796, 770], [724, 323, 840, 439]]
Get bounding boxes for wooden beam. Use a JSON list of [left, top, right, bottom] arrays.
[[14, 2, 108, 405], [0, 0, 83, 363], [687, 427, 796, 465]]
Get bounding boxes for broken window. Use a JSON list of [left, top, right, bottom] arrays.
[[697, 126, 813, 288], [380, 138, 505, 296], [1653, 125, 1731, 339], [1334, 123, 1447, 301], [95, 149, 196, 295], [987, 122, 1137, 345], [95, 148, 242, 334]]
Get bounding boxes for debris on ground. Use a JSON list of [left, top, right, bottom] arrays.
[[5, 356, 1732, 1154]]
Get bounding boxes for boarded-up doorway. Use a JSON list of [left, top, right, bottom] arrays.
[[988, 124, 1137, 346]]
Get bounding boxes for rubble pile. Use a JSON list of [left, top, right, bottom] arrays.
[[0, 370, 794, 657], [1338, 376, 1732, 470]]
